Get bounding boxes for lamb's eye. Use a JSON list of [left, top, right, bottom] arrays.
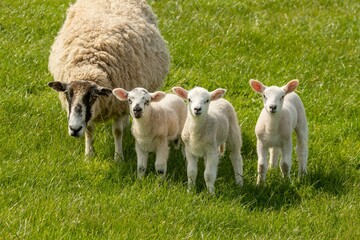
[[145, 100, 150, 105], [204, 99, 210, 104], [262, 95, 267, 100], [188, 98, 191, 103], [281, 95, 285, 100], [128, 99, 132, 104]]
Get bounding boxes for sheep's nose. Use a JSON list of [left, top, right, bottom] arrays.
[[194, 107, 202, 115], [133, 104, 143, 118], [269, 104, 277, 113], [133, 105, 142, 113], [69, 125, 83, 137]]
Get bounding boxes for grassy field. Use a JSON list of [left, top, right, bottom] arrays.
[[1, 0, 359, 239]]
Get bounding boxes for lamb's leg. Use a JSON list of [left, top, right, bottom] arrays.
[[85, 122, 95, 158], [112, 115, 129, 161], [230, 149, 244, 187], [204, 150, 220, 194], [155, 139, 169, 176], [296, 128, 308, 177], [135, 142, 148, 178], [280, 141, 292, 179], [269, 147, 280, 169], [185, 148, 198, 193], [256, 140, 268, 185]]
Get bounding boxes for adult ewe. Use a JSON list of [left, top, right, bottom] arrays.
[[249, 79, 308, 185], [47, 0, 170, 160]]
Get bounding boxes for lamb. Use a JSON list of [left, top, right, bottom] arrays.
[[172, 86, 244, 194], [47, 0, 170, 160], [249, 79, 308, 185], [112, 87, 187, 177]]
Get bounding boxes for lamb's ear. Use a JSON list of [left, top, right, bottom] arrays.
[[249, 79, 266, 94], [172, 87, 188, 100], [48, 81, 68, 92], [96, 87, 113, 96], [150, 91, 166, 102], [283, 79, 299, 94], [210, 88, 226, 101], [112, 88, 129, 101]]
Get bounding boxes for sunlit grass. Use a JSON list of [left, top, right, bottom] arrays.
[[0, 0, 359, 239]]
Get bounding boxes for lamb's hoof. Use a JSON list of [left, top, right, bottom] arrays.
[[157, 169, 165, 175]]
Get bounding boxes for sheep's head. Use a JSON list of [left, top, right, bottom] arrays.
[[112, 87, 166, 119], [250, 79, 299, 114], [172, 86, 226, 117], [48, 80, 112, 137]]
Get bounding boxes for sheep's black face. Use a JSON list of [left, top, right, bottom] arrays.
[[48, 80, 112, 137]]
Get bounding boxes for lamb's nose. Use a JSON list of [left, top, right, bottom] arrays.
[[269, 105, 277, 112], [133, 105, 142, 112], [194, 107, 202, 115]]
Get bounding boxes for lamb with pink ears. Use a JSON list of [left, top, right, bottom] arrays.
[[172, 86, 244, 194], [249, 79, 308, 185], [112, 87, 187, 178]]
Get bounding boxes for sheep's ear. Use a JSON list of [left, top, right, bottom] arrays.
[[112, 88, 129, 101], [283, 79, 299, 94], [249, 79, 266, 94], [48, 81, 68, 92], [150, 91, 166, 102], [210, 88, 226, 101], [96, 87, 112, 96], [172, 87, 188, 100]]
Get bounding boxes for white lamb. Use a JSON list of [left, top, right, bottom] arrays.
[[172, 86, 243, 194], [47, 0, 170, 160], [249, 79, 308, 185], [112, 87, 187, 177]]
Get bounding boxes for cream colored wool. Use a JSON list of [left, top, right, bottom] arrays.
[[48, 0, 170, 159]]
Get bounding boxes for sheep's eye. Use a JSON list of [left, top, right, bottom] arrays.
[[204, 99, 210, 104], [128, 99, 132, 104], [188, 98, 191, 103], [281, 95, 285, 100], [145, 100, 150, 105], [262, 95, 267, 100]]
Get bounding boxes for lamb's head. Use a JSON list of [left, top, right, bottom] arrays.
[[250, 79, 299, 114], [48, 80, 112, 137], [112, 87, 166, 119], [172, 86, 226, 117]]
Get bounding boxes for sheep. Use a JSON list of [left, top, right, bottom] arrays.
[[112, 87, 187, 177], [249, 79, 308, 185], [47, 0, 170, 161], [172, 86, 244, 194]]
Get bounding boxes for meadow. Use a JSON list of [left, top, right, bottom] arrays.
[[0, 0, 359, 239]]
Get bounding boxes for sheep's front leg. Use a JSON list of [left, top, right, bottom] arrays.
[[256, 140, 268, 185], [112, 115, 129, 161], [204, 150, 220, 194], [269, 147, 280, 169], [280, 141, 292, 179], [85, 122, 95, 158], [135, 142, 148, 178], [155, 139, 169, 176], [185, 147, 198, 193]]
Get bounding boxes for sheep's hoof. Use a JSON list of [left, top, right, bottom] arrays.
[[114, 153, 124, 162], [137, 166, 146, 179], [85, 152, 95, 161], [207, 186, 215, 195], [157, 169, 165, 175]]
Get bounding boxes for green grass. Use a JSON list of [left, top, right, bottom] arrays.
[[1, 0, 359, 239]]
